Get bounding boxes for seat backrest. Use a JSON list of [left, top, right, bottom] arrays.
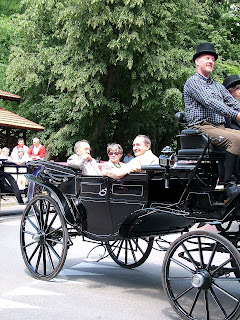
[[175, 112, 186, 123], [175, 112, 225, 159]]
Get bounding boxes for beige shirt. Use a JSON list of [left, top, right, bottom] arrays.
[[125, 150, 159, 173], [101, 160, 126, 175]]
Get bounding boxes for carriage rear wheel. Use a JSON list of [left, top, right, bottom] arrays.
[[20, 194, 68, 280], [105, 238, 154, 268], [162, 230, 240, 320]]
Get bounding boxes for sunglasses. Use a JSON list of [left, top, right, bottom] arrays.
[[108, 152, 120, 156]]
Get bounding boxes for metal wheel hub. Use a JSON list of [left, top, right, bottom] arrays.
[[191, 269, 211, 289], [32, 230, 45, 244]]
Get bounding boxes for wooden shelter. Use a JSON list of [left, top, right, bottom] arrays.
[[0, 90, 44, 150]]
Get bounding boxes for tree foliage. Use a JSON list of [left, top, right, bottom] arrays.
[[4, 0, 240, 159]]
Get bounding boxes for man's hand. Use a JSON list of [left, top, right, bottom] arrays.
[[84, 153, 92, 162]]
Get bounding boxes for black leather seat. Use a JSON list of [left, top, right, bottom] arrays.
[[175, 112, 225, 160]]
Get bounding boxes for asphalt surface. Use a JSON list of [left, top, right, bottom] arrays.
[[0, 197, 26, 217]]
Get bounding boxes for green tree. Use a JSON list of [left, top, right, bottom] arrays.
[[0, 0, 22, 111], [6, 0, 240, 159]]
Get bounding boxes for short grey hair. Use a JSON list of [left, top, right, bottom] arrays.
[[2, 147, 10, 155], [135, 135, 151, 148], [107, 143, 123, 154], [74, 140, 90, 153]]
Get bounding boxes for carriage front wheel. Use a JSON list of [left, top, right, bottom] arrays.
[[105, 237, 154, 268], [162, 230, 240, 320], [20, 194, 69, 280]]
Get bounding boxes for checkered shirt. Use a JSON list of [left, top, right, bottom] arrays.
[[184, 72, 240, 126]]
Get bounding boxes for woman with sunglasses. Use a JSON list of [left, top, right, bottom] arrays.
[[101, 143, 125, 175]]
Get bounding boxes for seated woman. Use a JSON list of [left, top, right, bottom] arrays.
[[101, 143, 125, 175]]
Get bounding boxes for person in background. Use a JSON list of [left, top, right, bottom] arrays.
[[103, 135, 158, 179], [67, 140, 102, 176], [1, 147, 10, 160], [10, 138, 29, 160], [101, 143, 125, 175], [123, 151, 134, 163], [11, 147, 30, 165], [27, 137, 46, 160]]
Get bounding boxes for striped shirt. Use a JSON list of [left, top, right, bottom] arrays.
[[184, 72, 240, 126]]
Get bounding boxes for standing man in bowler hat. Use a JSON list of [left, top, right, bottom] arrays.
[[184, 42, 240, 199]]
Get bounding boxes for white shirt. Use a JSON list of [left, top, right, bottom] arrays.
[[67, 154, 102, 176]]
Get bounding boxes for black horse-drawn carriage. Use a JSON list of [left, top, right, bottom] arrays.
[[20, 113, 240, 320]]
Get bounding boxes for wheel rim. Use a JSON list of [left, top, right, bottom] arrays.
[[162, 231, 240, 320], [20, 194, 68, 280], [105, 238, 153, 268]]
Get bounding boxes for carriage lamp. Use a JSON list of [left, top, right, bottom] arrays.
[[159, 146, 176, 188], [159, 146, 175, 167]]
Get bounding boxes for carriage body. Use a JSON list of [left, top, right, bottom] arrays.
[[20, 120, 240, 320]]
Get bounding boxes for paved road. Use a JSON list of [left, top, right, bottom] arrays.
[[0, 211, 179, 320]]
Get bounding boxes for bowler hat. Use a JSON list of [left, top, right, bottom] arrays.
[[223, 75, 240, 90], [193, 42, 218, 62]]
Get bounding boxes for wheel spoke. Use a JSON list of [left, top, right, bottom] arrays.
[[35, 245, 43, 273], [116, 240, 124, 259], [189, 288, 201, 316], [211, 257, 232, 276], [170, 257, 195, 273], [167, 277, 192, 281], [174, 285, 194, 301], [128, 240, 137, 263], [42, 245, 47, 276], [206, 241, 218, 270], [197, 237, 204, 268], [45, 212, 59, 234], [46, 242, 61, 260], [132, 239, 145, 255], [23, 240, 37, 249], [212, 282, 239, 302], [28, 243, 41, 263], [26, 216, 39, 232], [181, 242, 199, 271], [125, 240, 128, 264], [45, 244, 55, 271], [209, 286, 228, 318], [43, 201, 51, 231], [204, 290, 209, 320], [46, 237, 64, 245]]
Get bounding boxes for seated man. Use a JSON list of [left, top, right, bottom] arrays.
[[184, 42, 240, 199], [67, 140, 101, 176], [103, 135, 158, 179]]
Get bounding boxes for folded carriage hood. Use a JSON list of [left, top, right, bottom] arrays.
[[119, 207, 194, 238]]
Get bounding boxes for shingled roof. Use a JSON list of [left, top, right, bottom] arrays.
[[0, 90, 22, 103], [0, 107, 44, 131]]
